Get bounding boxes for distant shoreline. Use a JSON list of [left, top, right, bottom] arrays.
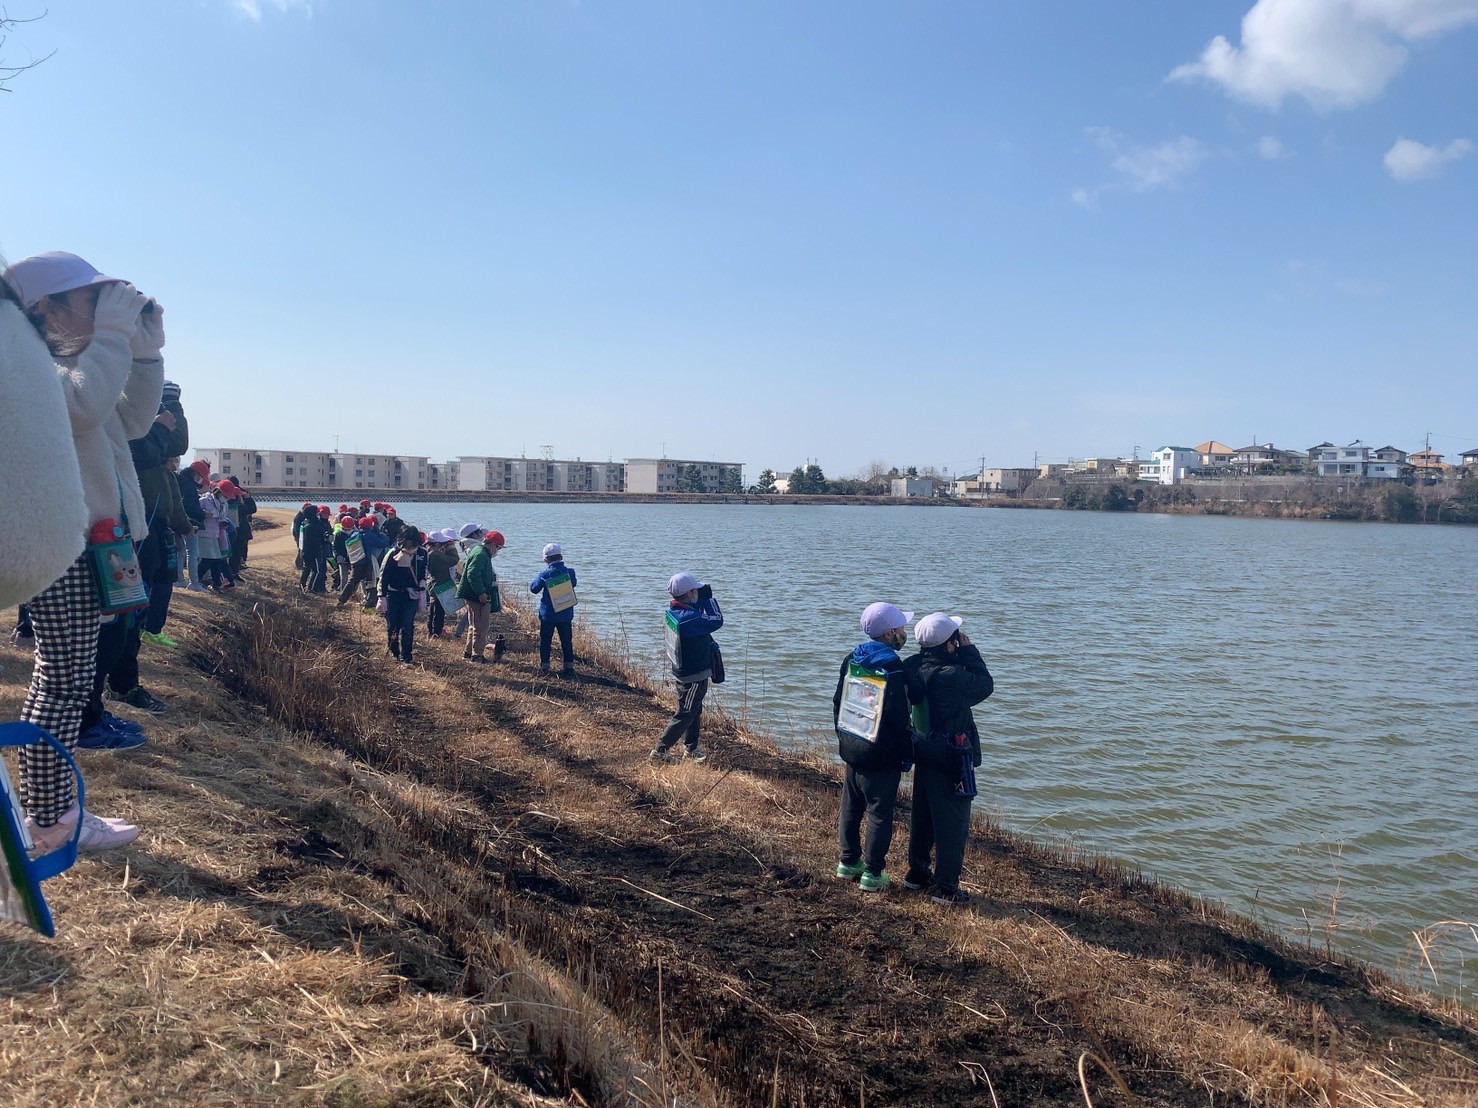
[[247, 482, 1478, 523]]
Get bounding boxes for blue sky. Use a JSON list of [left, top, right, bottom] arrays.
[[3, 0, 1474, 477]]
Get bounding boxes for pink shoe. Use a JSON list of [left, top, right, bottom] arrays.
[[26, 804, 140, 853]]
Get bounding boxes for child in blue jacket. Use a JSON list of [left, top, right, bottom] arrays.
[[651, 571, 723, 763], [529, 542, 577, 676]]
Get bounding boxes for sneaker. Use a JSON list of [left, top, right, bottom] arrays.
[[76, 715, 148, 750], [859, 870, 892, 893], [648, 746, 672, 763], [26, 804, 140, 853], [10, 626, 33, 645], [536, 664, 551, 676], [463, 650, 473, 659], [685, 747, 707, 763], [835, 860, 865, 881], [560, 667, 576, 678], [119, 686, 167, 715], [140, 630, 180, 649], [902, 869, 933, 891], [930, 888, 971, 907]]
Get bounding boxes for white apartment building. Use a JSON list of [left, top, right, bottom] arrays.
[[626, 458, 743, 494], [1137, 446, 1202, 485], [457, 456, 560, 492], [551, 461, 627, 493], [195, 448, 338, 488]]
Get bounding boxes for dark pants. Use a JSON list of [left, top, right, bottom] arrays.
[[539, 619, 573, 669], [230, 534, 250, 575], [303, 550, 327, 594], [839, 765, 902, 875], [657, 678, 708, 751], [426, 591, 446, 636], [141, 529, 175, 634], [907, 765, 973, 895], [337, 559, 373, 606], [200, 558, 227, 590], [16, 605, 32, 634], [385, 593, 417, 660], [83, 614, 136, 730]]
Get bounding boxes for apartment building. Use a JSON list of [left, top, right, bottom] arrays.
[[626, 458, 743, 494]]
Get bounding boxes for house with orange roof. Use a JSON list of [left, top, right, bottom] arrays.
[[1193, 440, 1236, 469]]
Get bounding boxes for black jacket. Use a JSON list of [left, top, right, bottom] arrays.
[[177, 471, 205, 526], [302, 513, 333, 554], [832, 644, 914, 773], [904, 644, 994, 771]]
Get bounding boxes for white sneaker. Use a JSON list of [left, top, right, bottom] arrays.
[[26, 804, 140, 853]]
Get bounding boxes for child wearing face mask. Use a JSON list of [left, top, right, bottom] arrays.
[[832, 603, 916, 893]]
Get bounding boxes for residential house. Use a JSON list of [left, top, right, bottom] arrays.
[[1137, 446, 1202, 485], [1193, 440, 1236, 470], [1313, 441, 1399, 480], [1461, 448, 1478, 471], [1230, 443, 1307, 474], [890, 477, 936, 498], [1371, 445, 1407, 466], [1408, 448, 1450, 480], [1037, 463, 1068, 479]]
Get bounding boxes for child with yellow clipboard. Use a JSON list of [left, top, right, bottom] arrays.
[[529, 543, 578, 677]]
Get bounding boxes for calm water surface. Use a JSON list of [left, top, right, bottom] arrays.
[[278, 502, 1477, 981]]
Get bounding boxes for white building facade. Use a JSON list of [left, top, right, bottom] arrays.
[[626, 458, 743, 494], [1137, 446, 1202, 485]]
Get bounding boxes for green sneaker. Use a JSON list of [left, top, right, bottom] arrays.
[[835, 860, 865, 881], [141, 631, 179, 649], [859, 870, 891, 893]]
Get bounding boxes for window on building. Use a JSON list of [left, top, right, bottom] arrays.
[[222, 452, 231, 460], [355, 469, 363, 477], [286, 455, 294, 462], [285, 466, 294, 476], [223, 466, 232, 474]]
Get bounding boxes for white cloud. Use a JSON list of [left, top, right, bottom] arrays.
[[1169, 0, 1478, 110], [1257, 135, 1292, 159], [1383, 136, 1474, 179], [1089, 128, 1208, 190], [232, 0, 312, 21]]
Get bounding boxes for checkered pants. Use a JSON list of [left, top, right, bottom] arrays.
[[19, 555, 100, 826]]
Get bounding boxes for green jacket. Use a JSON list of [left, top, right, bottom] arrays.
[[456, 544, 499, 604]]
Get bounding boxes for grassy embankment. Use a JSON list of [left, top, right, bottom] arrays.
[[0, 508, 1474, 1107]]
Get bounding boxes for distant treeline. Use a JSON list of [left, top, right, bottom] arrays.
[[1014, 473, 1478, 524]]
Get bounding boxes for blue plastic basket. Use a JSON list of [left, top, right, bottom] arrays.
[[0, 722, 84, 937]]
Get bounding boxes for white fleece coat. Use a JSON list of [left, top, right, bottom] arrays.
[[54, 326, 163, 546], [0, 303, 89, 607]]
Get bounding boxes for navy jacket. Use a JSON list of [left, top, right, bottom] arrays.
[[904, 644, 994, 771], [666, 595, 723, 683], [530, 561, 578, 624], [832, 640, 914, 774], [357, 526, 389, 567]]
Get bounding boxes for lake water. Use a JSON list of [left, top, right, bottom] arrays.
[[275, 501, 1477, 985]]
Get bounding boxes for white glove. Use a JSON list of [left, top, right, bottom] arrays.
[[93, 282, 147, 340], [130, 301, 166, 361]]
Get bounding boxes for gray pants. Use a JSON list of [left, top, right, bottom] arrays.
[[907, 765, 973, 894], [838, 765, 901, 875], [657, 678, 707, 751]]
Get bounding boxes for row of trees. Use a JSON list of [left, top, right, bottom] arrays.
[[748, 463, 945, 496], [673, 465, 745, 494]]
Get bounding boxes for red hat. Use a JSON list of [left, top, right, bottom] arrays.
[[359, 499, 372, 507], [303, 501, 314, 510], [215, 481, 240, 500], [189, 459, 211, 481], [318, 505, 331, 515], [338, 503, 349, 513], [385, 506, 396, 515], [340, 515, 357, 528], [483, 530, 505, 547]]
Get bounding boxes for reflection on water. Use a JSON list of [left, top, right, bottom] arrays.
[[273, 501, 1478, 979]]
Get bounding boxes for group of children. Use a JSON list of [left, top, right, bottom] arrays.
[[291, 502, 578, 674], [292, 507, 994, 906]]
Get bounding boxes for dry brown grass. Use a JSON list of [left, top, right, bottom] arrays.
[[0, 509, 1474, 1107]]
